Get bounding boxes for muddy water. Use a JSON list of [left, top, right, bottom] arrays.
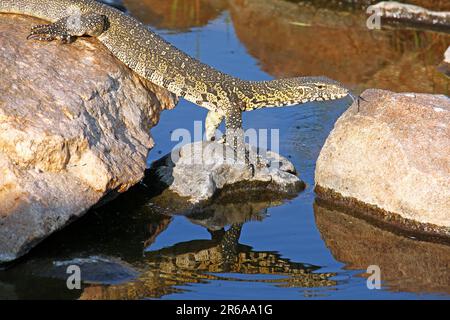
[[0, 0, 449, 299]]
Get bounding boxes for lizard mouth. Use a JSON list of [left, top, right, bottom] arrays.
[[311, 92, 348, 102]]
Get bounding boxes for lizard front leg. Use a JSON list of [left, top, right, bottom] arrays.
[[205, 110, 224, 141], [27, 13, 108, 43]]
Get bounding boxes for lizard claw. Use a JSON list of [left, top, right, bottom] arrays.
[[30, 24, 48, 31], [27, 23, 73, 43], [216, 134, 226, 144], [27, 33, 56, 42]]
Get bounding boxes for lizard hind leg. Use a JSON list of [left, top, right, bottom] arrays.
[[224, 110, 247, 165], [224, 109, 269, 171], [27, 13, 108, 44]]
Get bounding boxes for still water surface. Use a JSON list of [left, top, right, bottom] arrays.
[[0, 0, 449, 299]]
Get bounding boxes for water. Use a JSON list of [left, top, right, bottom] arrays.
[[0, 0, 449, 299]]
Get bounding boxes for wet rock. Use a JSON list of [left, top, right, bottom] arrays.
[[0, 14, 177, 263], [1, 255, 139, 293], [315, 89, 450, 235], [369, 1, 450, 28], [150, 141, 304, 204], [123, 0, 227, 30]]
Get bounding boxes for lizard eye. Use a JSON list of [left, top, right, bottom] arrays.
[[316, 85, 325, 89]]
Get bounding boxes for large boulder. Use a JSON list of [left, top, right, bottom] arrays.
[[315, 89, 450, 236], [0, 14, 177, 263]]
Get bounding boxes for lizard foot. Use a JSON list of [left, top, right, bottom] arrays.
[[218, 136, 269, 172], [27, 13, 108, 44], [215, 134, 226, 144], [27, 23, 74, 43]]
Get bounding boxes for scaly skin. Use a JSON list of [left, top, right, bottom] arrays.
[[0, 0, 350, 145]]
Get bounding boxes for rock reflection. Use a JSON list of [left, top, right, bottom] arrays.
[[119, 0, 449, 95], [0, 184, 336, 299], [227, 0, 449, 94], [79, 192, 337, 299], [314, 200, 450, 295], [123, 0, 227, 30]]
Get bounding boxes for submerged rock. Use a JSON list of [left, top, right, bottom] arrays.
[[50, 256, 139, 285], [149, 141, 304, 204], [315, 89, 450, 236], [0, 14, 177, 263]]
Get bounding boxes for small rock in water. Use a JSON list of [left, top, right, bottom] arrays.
[[149, 141, 305, 204], [368, 1, 450, 28]]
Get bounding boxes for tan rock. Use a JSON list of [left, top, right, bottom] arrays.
[[315, 89, 450, 235], [151, 141, 305, 204], [0, 14, 177, 263]]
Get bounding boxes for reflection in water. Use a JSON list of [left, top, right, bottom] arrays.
[[285, 0, 450, 11], [314, 200, 450, 295], [0, 184, 336, 299], [124, 0, 449, 94], [83, 0, 449, 298], [227, 0, 449, 93], [80, 224, 336, 300], [123, 0, 227, 30]]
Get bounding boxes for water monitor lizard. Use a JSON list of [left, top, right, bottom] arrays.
[[0, 0, 352, 161]]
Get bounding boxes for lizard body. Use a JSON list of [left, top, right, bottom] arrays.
[[0, 0, 350, 144]]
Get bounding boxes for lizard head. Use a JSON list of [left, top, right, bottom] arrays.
[[238, 76, 350, 109], [292, 76, 350, 103]]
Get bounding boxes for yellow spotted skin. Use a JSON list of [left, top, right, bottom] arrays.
[[0, 0, 350, 141]]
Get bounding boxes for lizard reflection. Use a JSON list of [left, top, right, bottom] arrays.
[[0, 186, 336, 299], [79, 197, 337, 299]]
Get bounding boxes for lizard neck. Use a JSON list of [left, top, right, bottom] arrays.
[[237, 80, 310, 110]]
